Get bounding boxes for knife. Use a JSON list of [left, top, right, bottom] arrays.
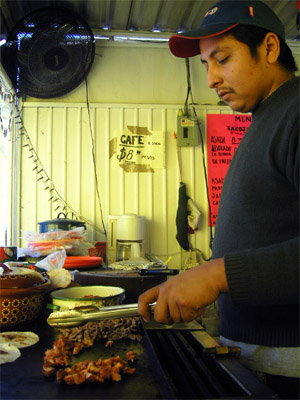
[[138, 269, 179, 276], [47, 302, 156, 328]]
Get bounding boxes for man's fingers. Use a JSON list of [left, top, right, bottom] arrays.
[[153, 297, 173, 324], [138, 284, 179, 325], [178, 305, 205, 322], [166, 298, 182, 324], [138, 285, 160, 322]]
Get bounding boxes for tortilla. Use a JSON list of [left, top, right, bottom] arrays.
[[0, 343, 21, 364], [47, 268, 71, 289], [0, 331, 39, 348]]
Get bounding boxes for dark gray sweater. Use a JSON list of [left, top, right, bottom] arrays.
[[212, 76, 299, 347]]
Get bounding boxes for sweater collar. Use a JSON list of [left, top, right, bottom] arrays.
[[252, 76, 299, 116]]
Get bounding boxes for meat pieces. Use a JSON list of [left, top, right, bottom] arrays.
[[126, 350, 137, 362], [58, 316, 142, 345], [42, 336, 87, 376], [42, 335, 137, 385], [56, 356, 135, 385]]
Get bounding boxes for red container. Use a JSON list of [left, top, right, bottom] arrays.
[[94, 242, 106, 260], [0, 246, 17, 263]]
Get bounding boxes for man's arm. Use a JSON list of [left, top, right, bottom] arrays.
[[138, 257, 228, 324]]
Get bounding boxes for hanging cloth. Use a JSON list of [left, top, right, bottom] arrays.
[[174, 132, 190, 250], [176, 182, 190, 250]]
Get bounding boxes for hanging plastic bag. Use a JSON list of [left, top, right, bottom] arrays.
[[187, 198, 201, 233]]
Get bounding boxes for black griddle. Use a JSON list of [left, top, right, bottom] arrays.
[[0, 314, 161, 400], [0, 313, 278, 400]]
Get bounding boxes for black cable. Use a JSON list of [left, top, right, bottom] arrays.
[[185, 58, 214, 256], [85, 77, 107, 237], [184, 58, 191, 116]]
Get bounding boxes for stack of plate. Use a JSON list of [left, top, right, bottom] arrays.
[[63, 256, 103, 270]]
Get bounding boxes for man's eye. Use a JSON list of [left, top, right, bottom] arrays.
[[218, 56, 229, 64]]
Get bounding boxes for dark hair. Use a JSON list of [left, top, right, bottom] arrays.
[[229, 25, 298, 73]]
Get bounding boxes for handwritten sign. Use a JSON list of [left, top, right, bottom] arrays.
[[207, 114, 252, 226], [110, 126, 165, 172]]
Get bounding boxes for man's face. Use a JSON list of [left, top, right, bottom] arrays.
[[199, 33, 271, 113]]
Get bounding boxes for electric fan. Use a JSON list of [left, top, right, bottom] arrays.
[[3, 7, 95, 98]]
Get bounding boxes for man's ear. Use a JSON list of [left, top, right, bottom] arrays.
[[263, 32, 280, 64]]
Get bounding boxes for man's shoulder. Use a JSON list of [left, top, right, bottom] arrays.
[[265, 76, 299, 112]]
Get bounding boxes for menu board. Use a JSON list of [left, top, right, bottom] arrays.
[[207, 114, 252, 226]]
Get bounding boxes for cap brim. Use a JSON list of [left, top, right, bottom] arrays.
[[169, 23, 238, 58]]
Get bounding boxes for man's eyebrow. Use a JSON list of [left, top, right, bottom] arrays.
[[200, 46, 228, 63]]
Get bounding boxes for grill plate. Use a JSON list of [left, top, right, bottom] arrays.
[[143, 328, 277, 399]]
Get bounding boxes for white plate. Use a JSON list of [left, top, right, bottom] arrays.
[[0, 343, 21, 364], [0, 331, 39, 348]]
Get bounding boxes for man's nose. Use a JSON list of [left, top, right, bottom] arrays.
[[207, 67, 222, 89]]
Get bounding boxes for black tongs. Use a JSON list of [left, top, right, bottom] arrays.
[[47, 303, 155, 328]]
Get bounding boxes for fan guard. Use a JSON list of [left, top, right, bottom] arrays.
[[3, 7, 95, 99]]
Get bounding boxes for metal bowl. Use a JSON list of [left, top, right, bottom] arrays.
[[48, 285, 126, 311]]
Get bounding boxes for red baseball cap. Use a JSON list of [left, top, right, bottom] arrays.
[[169, 0, 285, 58]]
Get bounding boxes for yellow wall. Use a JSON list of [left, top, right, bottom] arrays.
[[16, 42, 227, 268], [25, 42, 220, 105], [19, 103, 235, 268], [15, 40, 300, 268]]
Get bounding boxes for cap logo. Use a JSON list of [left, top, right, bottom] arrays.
[[249, 6, 254, 17], [204, 7, 218, 18]]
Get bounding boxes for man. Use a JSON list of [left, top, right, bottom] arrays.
[[138, 1, 299, 398]]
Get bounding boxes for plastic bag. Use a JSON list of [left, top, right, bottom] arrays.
[[36, 250, 71, 289], [21, 227, 95, 257], [35, 249, 66, 271]]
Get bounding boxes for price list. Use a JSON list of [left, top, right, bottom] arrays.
[[206, 114, 252, 226]]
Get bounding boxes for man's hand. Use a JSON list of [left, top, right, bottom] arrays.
[[138, 258, 227, 324]]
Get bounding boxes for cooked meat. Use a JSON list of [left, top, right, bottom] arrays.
[[56, 356, 136, 385], [42, 335, 136, 385], [42, 336, 83, 376], [58, 316, 142, 345], [126, 350, 138, 362]]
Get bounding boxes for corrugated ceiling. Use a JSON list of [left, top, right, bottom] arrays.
[[0, 0, 299, 41]]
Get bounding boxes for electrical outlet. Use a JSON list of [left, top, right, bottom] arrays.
[[177, 115, 199, 147]]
